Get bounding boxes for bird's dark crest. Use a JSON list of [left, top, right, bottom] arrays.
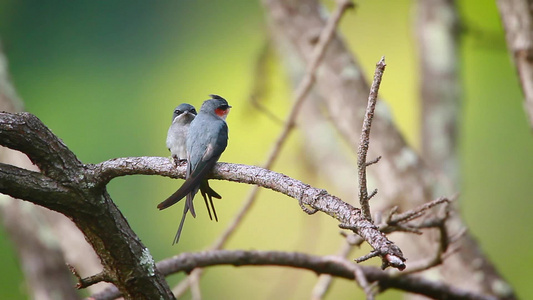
[[209, 94, 226, 101]]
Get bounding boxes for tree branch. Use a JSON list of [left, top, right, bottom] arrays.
[[0, 162, 71, 209], [357, 56, 386, 221], [94, 156, 406, 269], [0, 41, 108, 298], [0, 112, 174, 299], [264, 0, 516, 298], [92, 250, 497, 300], [497, 0, 533, 129], [0, 112, 83, 180], [0, 111, 417, 298]]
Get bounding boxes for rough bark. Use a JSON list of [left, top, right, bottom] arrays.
[[497, 0, 533, 129], [417, 0, 461, 194]]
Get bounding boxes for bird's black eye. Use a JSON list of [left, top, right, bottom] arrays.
[[175, 110, 183, 115], [191, 109, 197, 114], [218, 104, 229, 110]]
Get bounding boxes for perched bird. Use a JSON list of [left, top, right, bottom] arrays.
[[166, 103, 197, 163], [165, 103, 221, 221], [159, 95, 231, 244]]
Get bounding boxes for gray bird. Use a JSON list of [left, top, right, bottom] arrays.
[[166, 103, 197, 164], [165, 102, 222, 225], [159, 95, 231, 244]]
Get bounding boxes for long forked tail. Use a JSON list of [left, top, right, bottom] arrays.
[[173, 203, 189, 245], [200, 180, 221, 221]]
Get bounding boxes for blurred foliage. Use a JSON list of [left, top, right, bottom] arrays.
[[0, 0, 531, 299]]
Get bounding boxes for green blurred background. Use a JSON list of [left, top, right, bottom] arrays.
[[0, 0, 531, 299]]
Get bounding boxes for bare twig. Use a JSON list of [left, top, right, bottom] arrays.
[[358, 56, 386, 221], [308, 35, 387, 300], [388, 197, 450, 225], [313, 197, 450, 298], [355, 250, 380, 264], [68, 264, 111, 289]]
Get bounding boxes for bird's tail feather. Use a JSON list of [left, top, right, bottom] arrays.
[[200, 180, 220, 221], [173, 203, 189, 245]]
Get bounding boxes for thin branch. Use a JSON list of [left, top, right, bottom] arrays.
[[92, 250, 497, 300], [388, 196, 450, 225], [312, 197, 450, 299], [358, 56, 386, 221], [68, 265, 111, 289]]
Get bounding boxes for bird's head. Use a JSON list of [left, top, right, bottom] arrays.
[[202, 94, 232, 120], [172, 103, 197, 123]]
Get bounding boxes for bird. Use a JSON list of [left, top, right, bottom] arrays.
[[166, 103, 197, 164], [159, 95, 231, 244], [165, 102, 223, 222]]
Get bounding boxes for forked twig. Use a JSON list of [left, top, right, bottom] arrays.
[[358, 56, 386, 222]]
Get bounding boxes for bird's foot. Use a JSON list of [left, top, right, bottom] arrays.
[[171, 155, 187, 167]]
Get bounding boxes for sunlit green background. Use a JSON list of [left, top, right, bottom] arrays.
[[0, 0, 531, 299]]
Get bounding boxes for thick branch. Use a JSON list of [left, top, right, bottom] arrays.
[[0, 112, 174, 299], [497, 0, 533, 128], [0, 162, 71, 210], [417, 0, 461, 192], [0, 112, 83, 179]]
